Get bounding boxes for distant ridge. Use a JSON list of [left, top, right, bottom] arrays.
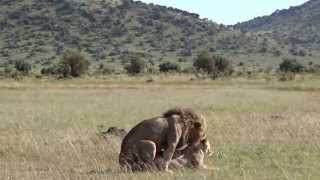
[[235, 0, 320, 49]]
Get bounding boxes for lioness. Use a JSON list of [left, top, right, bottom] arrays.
[[166, 138, 212, 170], [119, 108, 207, 172]]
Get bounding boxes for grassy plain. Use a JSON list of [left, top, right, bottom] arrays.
[[1, 75, 320, 180]]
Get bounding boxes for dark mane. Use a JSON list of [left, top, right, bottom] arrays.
[[162, 107, 201, 123]]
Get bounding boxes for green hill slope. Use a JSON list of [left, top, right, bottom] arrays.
[[0, 0, 319, 73], [0, 0, 279, 70], [235, 0, 320, 50]]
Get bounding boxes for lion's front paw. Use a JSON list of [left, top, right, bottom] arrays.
[[154, 158, 167, 170], [165, 169, 174, 174], [201, 165, 219, 171]]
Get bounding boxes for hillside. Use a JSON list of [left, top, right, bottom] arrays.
[[0, 0, 281, 72], [1, 0, 319, 74], [235, 0, 320, 50]]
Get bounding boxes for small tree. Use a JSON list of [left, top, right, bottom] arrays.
[[159, 62, 181, 73], [61, 50, 89, 77], [55, 63, 72, 78], [211, 54, 233, 78], [41, 63, 71, 78], [125, 58, 146, 75], [193, 51, 233, 79], [279, 58, 304, 73], [193, 51, 214, 74], [14, 60, 31, 74]]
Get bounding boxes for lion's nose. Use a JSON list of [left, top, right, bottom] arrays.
[[206, 148, 213, 157]]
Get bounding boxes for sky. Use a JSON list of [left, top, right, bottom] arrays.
[[139, 0, 309, 25]]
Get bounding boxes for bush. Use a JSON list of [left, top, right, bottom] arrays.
[[289, 48, 306, 57], [61, 50, 89, 77], [182, 67, 195, 74], [278, 72, 296, 81], [279, 58, 304, 73], [2, 64, 22, 80], [193, 51, 214, 73], [213, 55, 233, 78], [102, 66, 116, 75], [14, 60, 31, 74], [4, 65, 14, 75], [193, 51, 233, 79], [125, 58, 145, 75], [179, 48, 192, 56], [159, 62, 181, 73], [41, 63, 71, 78], [307, 64, 320, 73], [56, 63, 72, 77]]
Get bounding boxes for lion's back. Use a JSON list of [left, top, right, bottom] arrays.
[[120, 117, 168, 154]]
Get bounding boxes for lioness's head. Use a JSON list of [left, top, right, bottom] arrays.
[[200, 139, 212, 156]]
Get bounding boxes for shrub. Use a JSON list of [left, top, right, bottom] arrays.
[[0, 68, 4, 77], [178, 58, 186, 62], [193, 51, 214, 73], [41, 63, 71, 78], [146, 65, 157, 74], [10, 70, 22, 81], [61, 50, 89, 77], [124, 58, 145, 75], [159, 62, 181, 73], [212, 55, 233, 78], [14, 60, 31, 74], [56, 63, 72, 77], [2, 64, 22, 80], [278, 72, 296, 81], [193, 51, 233, 79], [179, 48, 192, 56], [102, 66, 116, 75], [182, 67, 195, 74], [289, 48, 306, 57], [298, 49, 306, 57], [279, 58, 304, 73], [4, 65, 15, 75], [307, 64, 320, 73]]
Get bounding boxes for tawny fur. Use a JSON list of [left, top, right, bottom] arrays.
[[118, 107, 206, 172], [167, 139, 211, 170], [141, 138, 212, 170]]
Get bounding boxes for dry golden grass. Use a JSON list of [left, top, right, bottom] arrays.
[[1, 76, 320, 179]]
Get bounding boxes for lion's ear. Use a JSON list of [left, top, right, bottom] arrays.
[[193, 122, 202, 129], [201, 133, 207, 141], [201, 139, 207, 144]]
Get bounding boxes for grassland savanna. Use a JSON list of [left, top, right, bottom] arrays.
[[0, 76, 320, 180]]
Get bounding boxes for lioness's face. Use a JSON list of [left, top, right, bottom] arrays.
[[200, 139, 211, 156]]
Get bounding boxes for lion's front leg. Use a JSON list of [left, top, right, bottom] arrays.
[[200, 164, 219, 171], [161, 116, 183, 172]]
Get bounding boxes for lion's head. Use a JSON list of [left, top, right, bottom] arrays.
[[187, 122, 207, 145], [163, 107, 207, 149]]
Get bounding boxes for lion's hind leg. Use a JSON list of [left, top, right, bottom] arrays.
[[119, 140, 157, 172], [136, 140, 157, 170]]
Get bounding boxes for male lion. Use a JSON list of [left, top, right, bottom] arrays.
[[134, 122, 212, 171], [119, 107, 206, 172]]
